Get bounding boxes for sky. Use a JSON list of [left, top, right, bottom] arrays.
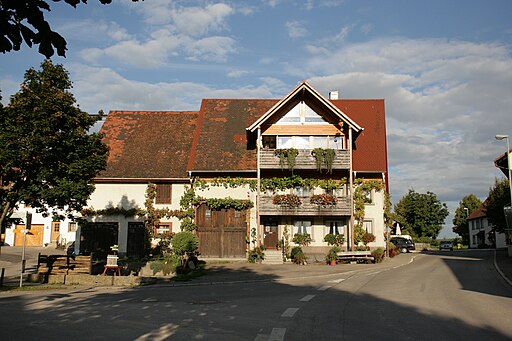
[[1, 0, 511, 238]]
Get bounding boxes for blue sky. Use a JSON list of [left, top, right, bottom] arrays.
[[1, 0, 512, 238]]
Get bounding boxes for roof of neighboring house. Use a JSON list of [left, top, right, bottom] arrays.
[[494, 149, 511, 178], [99, 111, 198, 179], [98, 90, 388, 179], [467, 202, 487, 220]]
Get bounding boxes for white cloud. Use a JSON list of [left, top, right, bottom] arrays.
[[184, 36, 237, 62], [227, 69, 250, 78], [286, 21, 309, 39], [170, 3, 234, 37]]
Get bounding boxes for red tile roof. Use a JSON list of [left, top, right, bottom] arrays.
[[97, 98, 388, 179], [99, 111, 198, 179], [467, 202, 487, 220], [331, 99, 388, 173]]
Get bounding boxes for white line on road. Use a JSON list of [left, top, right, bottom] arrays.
[[317, 285, 332, 291], [300, 294, 316, 302], [268, 328, 286, 341], [328, 278, 346, 283], [281, 308, 299, 317]]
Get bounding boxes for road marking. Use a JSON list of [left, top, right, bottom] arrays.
[[281, 308, 299, 317], [328, 278, 346, 283], [317, 285, 332, 291], [300, 294, 315, 302], [268, 328, 286, 341]]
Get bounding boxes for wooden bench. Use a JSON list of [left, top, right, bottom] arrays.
[[337, 251, 374, 263]]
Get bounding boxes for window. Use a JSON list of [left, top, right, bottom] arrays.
[[53, 222, 60, 232], [205, 208, 211, 218], [326, 220, 345, 235], [476, 220, 481, 230], [155, 184, 172, 204], [363, 189, 373, 204], [276, 102, 327, 125], [157, 223, 172, 234], [294, 220, 312, 235], [69, 222, 77, 232], [277, 135, 342, 150], [293, 187, 310, 197], [363, 220, 374, 235], [262, 135, 276, 149], [234, 210, 241, 218]]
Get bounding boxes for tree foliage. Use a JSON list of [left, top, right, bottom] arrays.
[[0, 60, 109, 229], [394, 189, 449, 239], [485, 178, 511, 234], [452, 194, 482, 244], [0, 0, 140, 58]]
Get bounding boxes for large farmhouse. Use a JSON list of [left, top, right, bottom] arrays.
[[5, 81, 389, 258]]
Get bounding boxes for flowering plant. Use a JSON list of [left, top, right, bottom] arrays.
[[310, 193, 338, 207], [272, 194, 302, 208]]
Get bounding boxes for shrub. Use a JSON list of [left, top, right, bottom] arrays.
[[324, 233, 345, 247], [292, 233, 312, 246], [149, 254, 180, 275], [362, 232, 376, 245], [172, 231, 199, 257], [371, 248, 385, 263], [291, 246, 306, 264], [387, 242, 399, 257], [248, 245, 265, 263]]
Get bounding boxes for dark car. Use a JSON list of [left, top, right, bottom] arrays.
[[439, 241, 453, 251], [390, 237, 415, 253]]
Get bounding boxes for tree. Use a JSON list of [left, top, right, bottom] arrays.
[[0, 0, 140, 58], [0, 60, 109, 230], [452, 194, 482, 244], [485, 178, 511, 234], [394, 189, 449, 239]]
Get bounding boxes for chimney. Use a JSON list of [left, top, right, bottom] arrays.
[[329, 91, 338, 100]]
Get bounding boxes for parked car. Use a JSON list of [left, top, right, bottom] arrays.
[[390, 237, 415, 253], [439, 241, 453, 251]]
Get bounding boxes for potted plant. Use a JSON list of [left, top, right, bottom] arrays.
[[272, 194, 302, 208], [326, 246, 341, 265], [310, 193, 338, 207], [324, 233, 345, 247]]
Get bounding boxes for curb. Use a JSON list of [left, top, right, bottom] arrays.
[[493, 250, 512, 287]]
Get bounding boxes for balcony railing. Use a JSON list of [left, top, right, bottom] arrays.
[[259, 194, 351, 216], [259, 149, 350, 170]]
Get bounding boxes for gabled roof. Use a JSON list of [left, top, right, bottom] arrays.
[[467, 202, 487, 220], [247, 80, 362, 134], [494, 150, 511, 178], [98, 111, 198, 179], [97, 83, 388, 179]]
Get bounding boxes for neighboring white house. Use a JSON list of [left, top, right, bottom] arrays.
[[468, 202, 507, 249]]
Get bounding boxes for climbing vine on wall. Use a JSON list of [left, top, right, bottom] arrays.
[[353, 179, 386, 230]]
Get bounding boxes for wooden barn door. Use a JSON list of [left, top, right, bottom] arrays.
[[195, 204, 247, 258]]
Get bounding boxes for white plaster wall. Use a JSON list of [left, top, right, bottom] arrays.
[[363, 189, 386, 248], [5, 205, 77, 247]]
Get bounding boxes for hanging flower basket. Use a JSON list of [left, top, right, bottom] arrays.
[[272, 194, 302, 208], [310, 194, 338, 207]]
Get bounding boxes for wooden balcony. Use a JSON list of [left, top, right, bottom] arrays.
[[259, 194, 351, 216], [259, 149, 350, 170]]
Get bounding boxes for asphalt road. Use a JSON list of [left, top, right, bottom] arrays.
[[0, 250, 511, 340]]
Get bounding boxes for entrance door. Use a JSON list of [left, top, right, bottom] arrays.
[[14, 225, 44, 246], [51, 222, 60, 242], [127, 222, 145, 257], [264, 221, 279, 249]]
